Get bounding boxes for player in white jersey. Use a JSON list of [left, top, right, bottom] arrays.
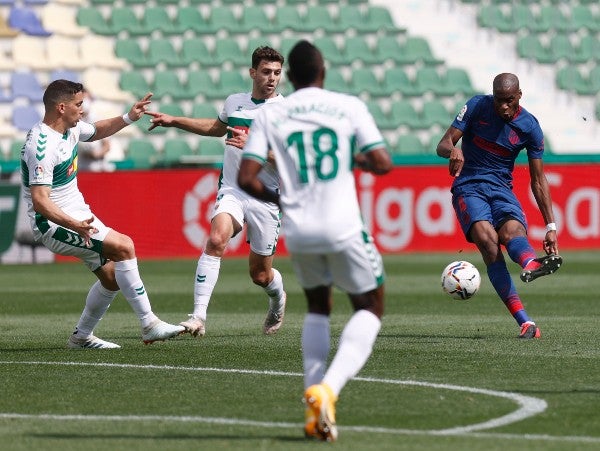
[[145, 47, 287, 338], [238, 41, 393, 442], [21, 79, 185, 349]]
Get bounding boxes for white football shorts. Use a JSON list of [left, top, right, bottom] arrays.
[[290, 230, 385, 294], [41, 212, 111, 272], [212, 186, 281, 256]]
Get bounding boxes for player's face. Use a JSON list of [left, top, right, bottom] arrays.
[[493, 87, 522, 122], [61, 91, 85, 128], [250, 60, 283, 99]]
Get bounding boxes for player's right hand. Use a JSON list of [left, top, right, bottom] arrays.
[[76, 216, 98, 247], [145, 111, 174, 131], [448, 147, 464, 177]]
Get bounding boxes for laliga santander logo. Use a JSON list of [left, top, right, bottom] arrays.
[[182, 173, 247, 251]]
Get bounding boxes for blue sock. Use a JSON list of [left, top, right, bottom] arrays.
[[505, 237, 537, 268]]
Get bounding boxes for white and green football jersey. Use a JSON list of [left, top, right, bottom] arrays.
[[243, 87, 386, 253], [218, 92, 283, 192], [21, 120, 96, 240]]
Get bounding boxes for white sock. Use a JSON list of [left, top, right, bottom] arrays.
[[302, 313, 330, 389], [192, 253, 221, 320], [323, 309, 381, 397], [264, 268, 285, 310], [114, 258, 158, 329], [74, 281, 118, 337]]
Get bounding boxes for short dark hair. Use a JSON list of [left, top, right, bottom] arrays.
[[287, 40, 323, 86], [251, 46, 284, 69], [43, 79, 84, 110]]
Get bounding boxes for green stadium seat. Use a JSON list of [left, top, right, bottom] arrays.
[[174, 7, 210, 34], [394, 134, 426, 155], [186, 70, 218, 99], [568, 35, 597, 65], [511, 4, 535, 32], [147, 38, 184, 68], [207, 70, 247, 100], [344, 36, 378, 65], [381, 67, 419, 96], [206, 6, 240, 34], [549, 34, 575, 63], [303, 5, 337, 33], [389, 100, 422, 129], [212, 38, 246, 67], [238, 6, 271, 33], [413, 67, 444, 96], [349, 68, 384, 97], [323, 68, 350, 93], [279, 37, 299, 60], [126, 138, 158, 168], [115, 39, 153, 68], [516, 35, 553, 64], [191, 102, 219, 119], [110, 8, 146, 36], [180, 38, 215, 67], [141, 7, 180, 36], [527, 5, 556, 34], [246, 38, 275, 59], [420, 100, 452, 128], [398, 37, 443, 65], [442, 68, 477, 96], [570, 6, 600, 33], [366, 101, 394, 130], [314, 36, 347, 67], [162, 138, 194, 166], [76, 8, 112, 35], [197, 137, 225, 157], [478, 5, 513, 33], [152, 71, 188, 101], [556, 67, 592, 95], [375, 35, 404, 64], [272, 6, 304, 33], [119, 71, 152, 98], [360, 6, 399, 34], [588, 65, 600, 93], [336, 6, 364, 34]]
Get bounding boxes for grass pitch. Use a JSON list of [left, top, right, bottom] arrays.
[[1, 252, 599, 450]]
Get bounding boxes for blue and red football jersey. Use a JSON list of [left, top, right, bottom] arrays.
[[451, 95, 544, 189]]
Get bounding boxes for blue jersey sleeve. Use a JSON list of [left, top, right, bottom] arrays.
[[451, 95, 485, 133]]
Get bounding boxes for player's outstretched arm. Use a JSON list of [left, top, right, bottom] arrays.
[[145, 111, 227, 137], [92, 93, 153, 140]]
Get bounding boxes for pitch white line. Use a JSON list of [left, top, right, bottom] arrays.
[[0, 360, 597, 444]]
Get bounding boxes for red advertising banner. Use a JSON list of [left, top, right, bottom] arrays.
[[72, 164, 600, 259]]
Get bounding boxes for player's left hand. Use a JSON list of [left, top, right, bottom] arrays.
[[126, 93, 153, 122], [225, 126, 248, 149], [543, 230, 558, 255]]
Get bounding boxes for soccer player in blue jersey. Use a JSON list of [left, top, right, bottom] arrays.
[[437, 73, 562, 339]]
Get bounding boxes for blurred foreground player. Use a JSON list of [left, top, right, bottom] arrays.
[[238, 40, 392, 441]]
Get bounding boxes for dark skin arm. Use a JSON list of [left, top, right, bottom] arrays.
[[238, 159, 280, 205], [353, 146, 393, 175], [436, 126, 465, 177], [528, 157, 558, 255]]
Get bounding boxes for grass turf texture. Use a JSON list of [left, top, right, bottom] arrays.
[[0, 251, 598, 450]]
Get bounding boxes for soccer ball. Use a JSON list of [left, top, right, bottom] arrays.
[[441, 260, 481, 300]]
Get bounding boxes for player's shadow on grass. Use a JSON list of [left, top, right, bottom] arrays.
[[30, 432, 307, 443]]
